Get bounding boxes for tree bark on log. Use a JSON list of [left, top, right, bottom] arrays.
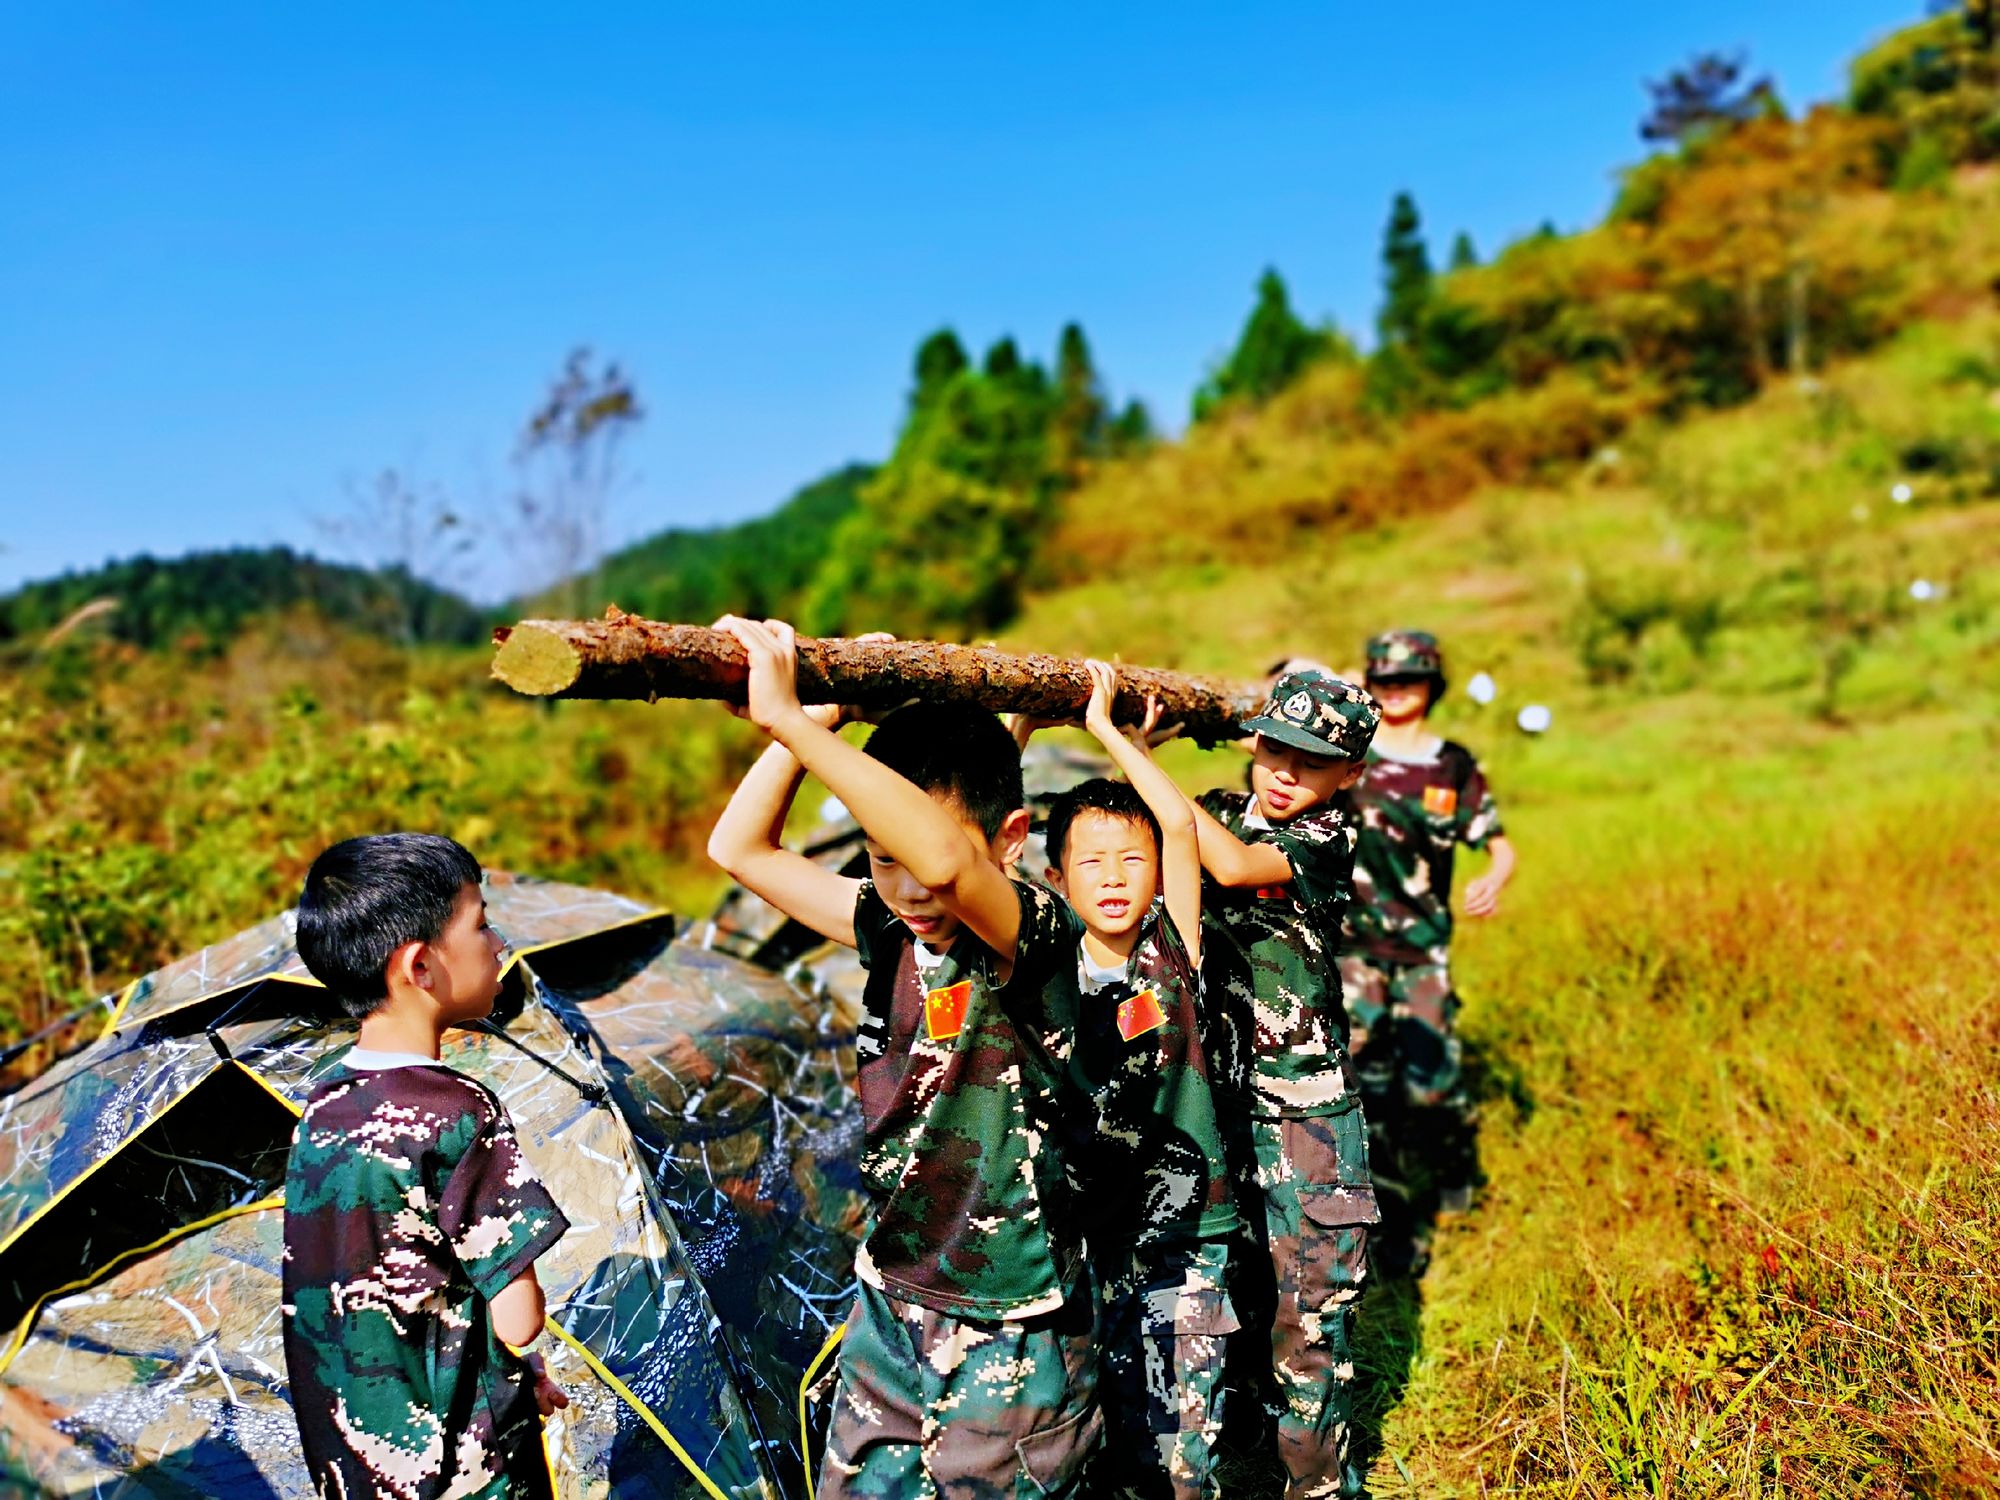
[[491, 612, 1265, 744]]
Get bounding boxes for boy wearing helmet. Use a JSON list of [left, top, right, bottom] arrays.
[[1344, 630, 1515, 1262], [1187, 668, 1382, 1500]]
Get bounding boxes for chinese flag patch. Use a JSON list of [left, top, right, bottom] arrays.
[[1116, 988, 1167, 1042], [924, 980, 972, 1042], [1423, 785, 1458, 816]]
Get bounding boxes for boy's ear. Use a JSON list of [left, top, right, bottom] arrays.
[[1044, 865, 1065, 892], [1335, 761, 1367, 790], [992, 807, 1033, 870], [386, 938, 431, 994]]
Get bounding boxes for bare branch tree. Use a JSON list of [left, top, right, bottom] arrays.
[[512, 348, 643, 616]]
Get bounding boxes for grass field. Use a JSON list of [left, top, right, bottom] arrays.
[[4, 314, 1997, 1493]]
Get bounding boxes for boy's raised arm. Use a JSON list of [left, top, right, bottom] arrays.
[[706, 704, 863, 950], [1080, 661, 1202, 967], [719, 617, 1024, 963], [1190, 798, 1295, 889]]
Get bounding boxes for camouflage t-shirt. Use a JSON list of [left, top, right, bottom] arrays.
[[1070, 905, 1239, 1257], [851, 877, 1089, 1319], [1345, 738, 1503, 965], [282, 1056, 570, 1500], [1197, 788, 1360, 1119]]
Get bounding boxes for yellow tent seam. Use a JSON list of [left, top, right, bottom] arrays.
[[0, 1194, 284, 1379], [99, 979, 141, 1039], [797, 1321, 847, 1500], [542, 1315, 732, 1500], [109, 972, 322, 1036], [497, 908, 675, 979], [0, 1069, 219, 1263], [232, 1059, 305, 1119]]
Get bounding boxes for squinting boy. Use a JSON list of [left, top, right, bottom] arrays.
[[1029, 661, 1240, 1500]]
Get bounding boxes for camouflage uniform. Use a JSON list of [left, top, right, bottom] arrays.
[[1199, 671, 1381, 1500], [1345, 631, 1504, 1204], [282, 1054, 570, 1500], [1071, 906, 1239, 1500], [819, 878, 1103, 1499]]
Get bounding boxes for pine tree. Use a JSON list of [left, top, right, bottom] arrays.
[[983, 336, 1022, 378], [1051, 321, 1109, 465], [1378, 192, 1434, 346], [1449, 231, 1480, 270], [912, 329, 969, 408], [1192, 269, 1344, 419]]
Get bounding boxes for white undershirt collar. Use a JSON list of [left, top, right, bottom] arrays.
[[343, 1047, 444, 1071]]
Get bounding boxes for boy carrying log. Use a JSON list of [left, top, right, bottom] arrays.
[[1189, 668, 1382, 1500], [1342, 630, 1514, 1266], [1026, 662, 1240, 1500], [705, 617, 1101, 1499]]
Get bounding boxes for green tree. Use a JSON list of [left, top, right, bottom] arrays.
[[1378, 192, 1435, 347], [1448, 231, 1481, 270], [983, 336, 1022, 378], [1050, 321, 1110, 469], [1192, 269, 1347, 420], [912, 329, 969, 408]]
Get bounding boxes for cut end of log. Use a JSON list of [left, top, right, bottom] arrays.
[[491, 623, 585, 695]]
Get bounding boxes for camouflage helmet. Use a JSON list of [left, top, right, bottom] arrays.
[[1364, 629, 1448, 702], [1242, 668, 1381, 762]]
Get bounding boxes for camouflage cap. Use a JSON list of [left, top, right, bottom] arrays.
[[1364, 629, 1448, 699], [1242, 669, 1381, 762]]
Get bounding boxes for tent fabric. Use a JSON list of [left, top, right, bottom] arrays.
[[0, 873, 863, 1498]]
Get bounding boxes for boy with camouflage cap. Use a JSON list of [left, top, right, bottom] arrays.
[[1027, 662, 1240, 1500], [283, 833, 571, 1500], [706, 618, 1101, 1499], [1344, 630, 1514, 1245], [1188, 669, 1382, 1500]]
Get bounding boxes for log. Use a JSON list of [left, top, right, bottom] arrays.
[[491, 611, 1264, 745]]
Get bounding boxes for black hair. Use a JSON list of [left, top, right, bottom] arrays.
[[1044, 778, 1161, 870], [862, 702, 1024, 840], [295, 833, 484, 1019]]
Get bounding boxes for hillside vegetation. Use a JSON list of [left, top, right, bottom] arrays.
[[5, 8, 1999, 1493]]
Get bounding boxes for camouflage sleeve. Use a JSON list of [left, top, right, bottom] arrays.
[[998, 878, 1085, 1029], [439, 1091, 571, 1302], [1195, 787, 1237, 825], [1457, 757, 1504, 849], [1151, 906, 1202, 998], [852, 879, 894, 972], [1264, 804, 1357, 909]]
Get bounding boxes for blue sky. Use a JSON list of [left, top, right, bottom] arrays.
[[0, 2, 1919, 598]]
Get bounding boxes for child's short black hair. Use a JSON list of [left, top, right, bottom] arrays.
[[863, 703, 1023, 840], [295, 833, 484, 1019], [1044, 778, 1161, 871]]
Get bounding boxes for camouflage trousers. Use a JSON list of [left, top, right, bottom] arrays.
[[1340, 954, 1477, 1196], [1096, 1236, 1237, 1500], [1236, 1110, 1377, 1500], [817, 1276, 1103, 1499]]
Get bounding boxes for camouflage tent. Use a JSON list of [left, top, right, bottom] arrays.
[[0, 873, 864, 1499]]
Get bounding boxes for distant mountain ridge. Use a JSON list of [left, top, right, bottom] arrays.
[[0, 547, 491, 650], [2, 465, 876, 652]]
